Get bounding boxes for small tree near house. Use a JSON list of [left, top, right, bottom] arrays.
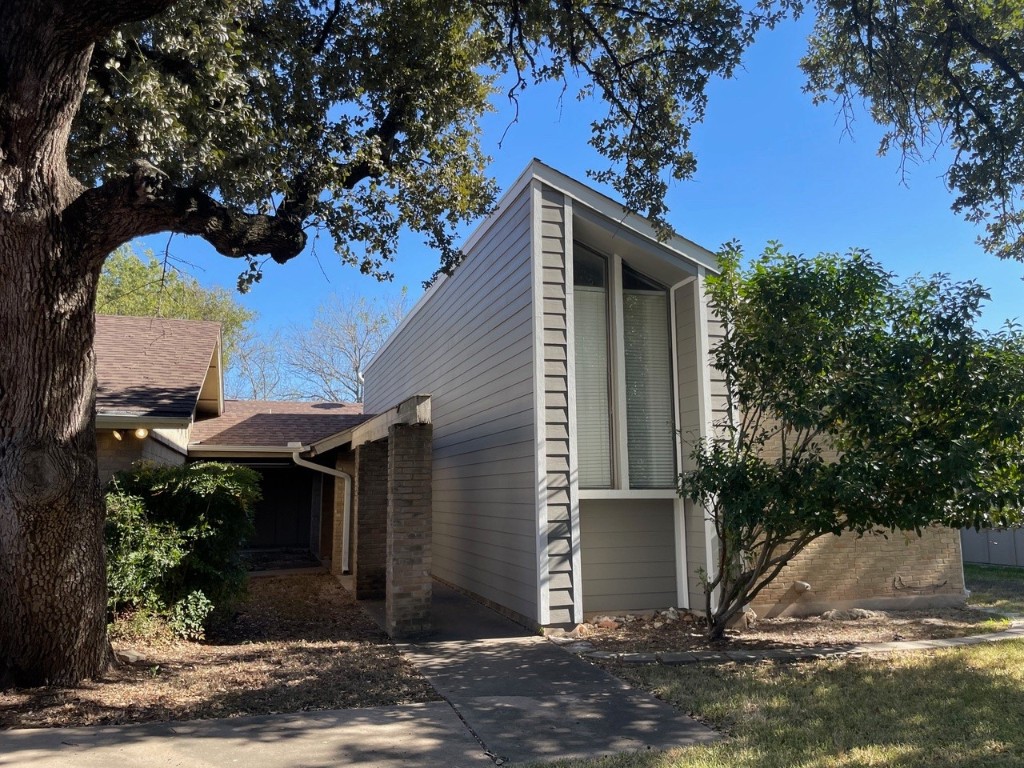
[[681, 243, 1024, 640]]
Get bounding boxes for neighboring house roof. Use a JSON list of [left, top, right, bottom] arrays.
[[190, 400, 369, 449], [95, 314, 222, 424]]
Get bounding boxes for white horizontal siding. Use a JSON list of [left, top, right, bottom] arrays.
[[363, 184, 539, 621]]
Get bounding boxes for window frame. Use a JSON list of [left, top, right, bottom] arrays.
[[570, 241, 677, 491]]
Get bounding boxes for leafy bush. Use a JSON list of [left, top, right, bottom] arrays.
[[169, 592, 215, 640], [105, 461, 261, 639]]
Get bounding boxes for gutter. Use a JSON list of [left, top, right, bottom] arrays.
[[289, 443, 354, 574]]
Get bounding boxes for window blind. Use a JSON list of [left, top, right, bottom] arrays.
[[573, 286, 612, 488], [623, 292, 675, 488]]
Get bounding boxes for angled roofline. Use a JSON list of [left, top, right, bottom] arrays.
[[366, 160, 718, 372], [465, 159, 719, 273]]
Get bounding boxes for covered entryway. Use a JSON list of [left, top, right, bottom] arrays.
[[305, 395, 434, 638]]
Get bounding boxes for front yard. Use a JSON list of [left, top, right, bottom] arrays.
[[533, 640, 1024, 768], [0, 572, 438, 729], [531, 564, 1024, 768]]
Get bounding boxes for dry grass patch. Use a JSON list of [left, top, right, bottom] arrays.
[[531, 640, 1024, 768], [0, 572, 438, 729]]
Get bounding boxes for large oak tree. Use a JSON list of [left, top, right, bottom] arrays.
[[0, 0, 758, 687], [1, 0, 1021, 685]]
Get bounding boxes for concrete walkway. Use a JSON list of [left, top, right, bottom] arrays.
[[0, 704, 490, 768], [363, 584, 717, 765]]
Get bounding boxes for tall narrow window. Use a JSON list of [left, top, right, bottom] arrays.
[[573, 247, 612, 488], [622, 264, 675, 488]]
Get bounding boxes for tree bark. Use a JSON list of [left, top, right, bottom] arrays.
[[0, 1, 307, 685], [0, 2, 113, 687]]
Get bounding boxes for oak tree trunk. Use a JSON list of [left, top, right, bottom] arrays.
[[0, 3, 113, 686], [1, 0, 303, 685]]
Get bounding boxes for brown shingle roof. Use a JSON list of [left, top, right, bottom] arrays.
[[191, 400, 369, 447], [95, 315, 220, 419]]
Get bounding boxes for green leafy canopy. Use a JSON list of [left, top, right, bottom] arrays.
[[682, 243, 1024, 635], [70, 0, 796, 281]]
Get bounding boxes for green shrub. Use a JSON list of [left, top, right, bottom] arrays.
[[105, 461, 261, 639], [169, 592, 215, 640]]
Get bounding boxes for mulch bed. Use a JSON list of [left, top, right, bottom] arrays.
[[0, 572, 439, 730], [562, 605, 1008, 654]]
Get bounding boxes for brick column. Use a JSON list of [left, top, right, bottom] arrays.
[[386, 423, 433, 637], [353, 439, 388, 599]]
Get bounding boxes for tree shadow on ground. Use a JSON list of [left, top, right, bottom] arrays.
[[600, 640, 1024, 768]]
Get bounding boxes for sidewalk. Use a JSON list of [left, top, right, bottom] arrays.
[[0, 704, 491, 768], [363, 584, 717, 765]]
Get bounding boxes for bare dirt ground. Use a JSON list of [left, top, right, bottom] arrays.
[[564, 605, 1008, 654], [0, 572, 438, 729]]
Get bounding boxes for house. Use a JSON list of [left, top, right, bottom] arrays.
[[94, 315, 366, 569], [94, 314, 436, 634], [362, 159, 967, 628]]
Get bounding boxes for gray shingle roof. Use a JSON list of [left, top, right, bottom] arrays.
[[95, 315, 220, 419]]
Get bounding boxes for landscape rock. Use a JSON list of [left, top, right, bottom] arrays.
[[115, 649, 148, 665], [822, 608, 883, 621]]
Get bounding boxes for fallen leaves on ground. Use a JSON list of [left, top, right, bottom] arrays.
[[567, 605, 1008, 654], [0, 572, 438, 729]]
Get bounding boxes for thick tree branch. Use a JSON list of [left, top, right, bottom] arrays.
[[65, 161, 307, 267], [41, 0, 177, 43]]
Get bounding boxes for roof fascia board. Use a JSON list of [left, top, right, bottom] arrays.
[[187, 445, 295, 458], [96, 414, 192, 429], [529, 161, 719, 273]]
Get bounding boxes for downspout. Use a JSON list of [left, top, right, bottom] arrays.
[[289, 444, 354, 574], [669, 275, 697, 609]]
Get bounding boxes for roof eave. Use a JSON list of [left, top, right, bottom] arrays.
[[96, 413, 192, 429]]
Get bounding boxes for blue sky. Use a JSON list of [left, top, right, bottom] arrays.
[[141, 15, 1022, 334]]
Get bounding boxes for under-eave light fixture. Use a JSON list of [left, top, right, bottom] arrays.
[[134, 428, 149, 439], [111, 430, 123, 441]]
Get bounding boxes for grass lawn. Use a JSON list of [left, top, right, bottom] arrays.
[[965, 563, 1024, 616], [531, 640, 1024, 768]]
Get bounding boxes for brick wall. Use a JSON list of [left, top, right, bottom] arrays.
[[386, 423, 433, 637], [744, 422, 965, 616], [751, 526, 966, 617], [353, 439, 388, 599]]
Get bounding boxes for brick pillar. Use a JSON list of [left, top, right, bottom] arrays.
[[386, 423, 433, 637], [353, 439, 388, 599]]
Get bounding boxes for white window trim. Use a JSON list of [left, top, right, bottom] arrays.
[[573, 244, 677, 492]]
